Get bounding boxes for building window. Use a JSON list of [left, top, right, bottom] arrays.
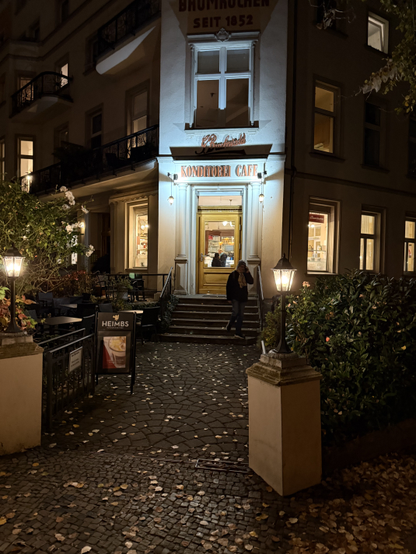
[[17, 137, 34, 177], [191, 38, 256, 129], [404, 219, 416, 274], [364, 101, 384, 167], [307, 200, 338, 273], [367, 13, 389, 53], [360, 211, 381, 272], [57, 61, 69, 88], [314, 82, 338, 153], [129, 89, 148, 134], [408, 119, 416, 176], [54, 124, 69, 159], [0, 139, 5, 181], [128, 202, 149, 269], [88, 111, 102, 149], [60, 0, 69, 23], [85, 35, 99, 71]]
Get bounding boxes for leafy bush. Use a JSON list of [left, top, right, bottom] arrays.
[[262, 271, 416, 445], [0, 286, 38, 333]]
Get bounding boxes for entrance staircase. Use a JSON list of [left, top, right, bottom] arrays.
[[160, 296, 260, 345]]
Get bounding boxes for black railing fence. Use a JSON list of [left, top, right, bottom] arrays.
[[97, 0, 160, 58], [22, 125, 159, 195], [42, 332, 95, 430], [11, 72, 72, 117]]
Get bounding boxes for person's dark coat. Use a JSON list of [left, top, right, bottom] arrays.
[[212, 254, 221, 267], [226, 269, 253, 302]]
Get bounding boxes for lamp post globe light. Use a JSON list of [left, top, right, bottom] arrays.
[[2, 246, 25, 334], [271, 253, 296, 354]]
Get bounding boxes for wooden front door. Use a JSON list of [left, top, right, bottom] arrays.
[[197, 207, 242, 294]]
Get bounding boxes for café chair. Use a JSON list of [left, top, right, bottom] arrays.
[[79, 313, 96, 335], [37, 292, 54, 316], [137, 306, 160, 344]]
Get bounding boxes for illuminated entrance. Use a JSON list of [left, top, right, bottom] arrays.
[[196, 196, 242, 294]]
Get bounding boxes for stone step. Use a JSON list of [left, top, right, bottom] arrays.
[[160, 333, 257, 345], [176, 303, 259, 312], [170, 318, 258, 327], [172, 310, 259, 321], [178, 296, 257, 306], [168, 325, 259, 337]]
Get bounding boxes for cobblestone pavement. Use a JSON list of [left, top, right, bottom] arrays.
[[0, 343, 416, 554]]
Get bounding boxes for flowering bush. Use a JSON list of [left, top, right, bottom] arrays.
[[0, 180, 95, 295], [263, 271, 416, 445], [0, 286, 38, 333]]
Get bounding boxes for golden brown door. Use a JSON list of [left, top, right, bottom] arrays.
[[197, 207, 242, 294]]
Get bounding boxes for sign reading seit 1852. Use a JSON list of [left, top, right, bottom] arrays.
[[180, 163, 258, 179]]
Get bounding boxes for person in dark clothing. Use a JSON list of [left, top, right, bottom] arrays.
[[220, 253, 227, 267], [211, 252, 222, 267], [226, 260, 253, 339]]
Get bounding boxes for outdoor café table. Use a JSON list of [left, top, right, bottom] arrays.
[[119, 310, 144, 314], [43, 316, 82, 333], [60, 304, 78, 310]]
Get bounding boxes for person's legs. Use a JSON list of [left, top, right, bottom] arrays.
[[227, 299, 239, 331], [235, 301, 246, 335]]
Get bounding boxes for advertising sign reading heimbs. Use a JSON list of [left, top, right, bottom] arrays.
[[96, 313, 137, 393], [178, 0, 273, 32]]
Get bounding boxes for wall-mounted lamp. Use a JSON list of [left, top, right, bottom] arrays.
[[167, 172, 178, 205], [258, 170, 267, 203]]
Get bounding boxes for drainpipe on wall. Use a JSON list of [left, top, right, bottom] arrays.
[[288, 0, 298, 261]]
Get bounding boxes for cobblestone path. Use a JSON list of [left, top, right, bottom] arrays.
[[0, 343, 416, 554]]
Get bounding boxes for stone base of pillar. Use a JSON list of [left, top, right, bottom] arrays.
[[247, 257, 260, 297], [246, 352, 322, 496], [174, 258, 188, 295], [0, 341, 44, 455]]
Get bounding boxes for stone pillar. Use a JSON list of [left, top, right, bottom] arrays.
[[247, 182, 261, 296], [174, 182, 189, 295], [246, 352, 322, 496], [0, 338, 44, 455]]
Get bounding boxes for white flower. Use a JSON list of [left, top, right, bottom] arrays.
[[22, 236, 27, 240], [85, 244, 95, 257], [60, 186, 68, 192], [81, 205, 89, 214], [62, 204, 70, 210], [65, 191, 75, 206], [65, 224, 73, 233]]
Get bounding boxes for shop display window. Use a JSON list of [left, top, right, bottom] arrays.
[[134, 212, 149, 269], [307, 212, 329, 271]]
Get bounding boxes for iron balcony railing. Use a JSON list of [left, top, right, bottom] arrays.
[[11, 71, 72, 117], [22, 124, 159, 195], [96, 0, 160, 59]]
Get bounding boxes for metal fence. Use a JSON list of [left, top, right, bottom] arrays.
[[42, 331, 95, 430], [11, 72, 72, 117]]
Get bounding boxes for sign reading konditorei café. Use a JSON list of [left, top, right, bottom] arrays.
[[180, 163, 259, 179]]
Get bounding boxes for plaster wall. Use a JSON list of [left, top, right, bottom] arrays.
[[0, 347, 43, 456]]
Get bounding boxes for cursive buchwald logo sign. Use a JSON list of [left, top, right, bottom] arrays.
[[198, 133, 246, 154]]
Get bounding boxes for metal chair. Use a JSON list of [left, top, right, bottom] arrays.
[[37, 292, 54, 316], [137, 306, 160, 343], [79, 313, 96, 334]]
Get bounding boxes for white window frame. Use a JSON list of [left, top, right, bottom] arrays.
[[367, 12, 389, 54], [188, 33, 258, 129], [359, 209, 382, 272], [404, 218, 416, 275], [17, 136, 34, 178], [307, 199, 339, 274]]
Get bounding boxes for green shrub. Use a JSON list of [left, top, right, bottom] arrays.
[[262, 271, 416, 445]]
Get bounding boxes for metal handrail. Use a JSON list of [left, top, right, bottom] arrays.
[[160, 267, 173, 301], [257, 265, 265, 330], [22, 124, 159, 194], [96, 0, 161, 59], [11, 71, 72, 116]]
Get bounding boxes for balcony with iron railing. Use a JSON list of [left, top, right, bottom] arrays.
[[95, 0, 160, 75], [11, 72, 73, 120], [21, 124, 159, 195]]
